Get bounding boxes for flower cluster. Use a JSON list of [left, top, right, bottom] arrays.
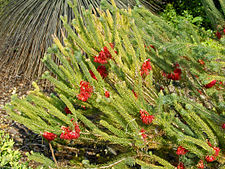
[[60, 123, 80, 140], [140, 59, 152, 77], [222, 123, 225, 129], [43, 132, 57, 142], [77, 81, 93, 102], [140, 128, 147, 140], [105, 91, 110, 98], [215, 28, 225, 39], [204, 80, 217, 89], [94, 43, 117, 64], [64, 106, 72, 114], [139, 109, 154, 124], [197, 160, 204, 169], [176, 146, 188, 155], [177, 162, 185, 169], [89, 65, 108, 80], [166, 64, 182, 80], [205, 143, 220, 162]]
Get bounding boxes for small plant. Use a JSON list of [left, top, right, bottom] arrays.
[[0, 130, 30, 169]]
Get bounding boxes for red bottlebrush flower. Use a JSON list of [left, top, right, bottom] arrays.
[[176, 146, 188, 155], [177, 162, 185, 169], [205, 155, 216, 162], [89, 66, 108, 80], [216, 31, 222, 39], [197, 160, 204, 169], [174, 63, 180, 68], [78, 81, 93, 102], [77, 91, 90, 102], [75, 123, 81, 134], [94, 51, 108, 64], [198, 59, 205, 65], [64, 106, 72, 114], [173, 69, 182, 80], [140, 59, 152, 77], [105, 91, 110, 98], [213, 147, 220, 157], [140, 129, 147, 140], [132, 90, 138, 99], [60, 133, 71, 140], [223, 28, 225, 34], [89, 70, 97, 80], [43, 132, 57, 142], [93, 43, 116, 64], [166, 65, 182, 81], [140, 109, 154, 125], [60, 124, 80, 140], [222, 123, 225, 129], [204, 80, 217, 88], [68, 131, 80, 139], [97, 66, 108, 78], [162, 71, 167, 77]]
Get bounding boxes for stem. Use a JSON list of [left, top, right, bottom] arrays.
[[49, 142, 59, 169]]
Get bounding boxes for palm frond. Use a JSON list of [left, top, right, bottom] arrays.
[[0, 0, 162, 79]]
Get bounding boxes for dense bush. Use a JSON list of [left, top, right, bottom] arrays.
[[161, 0, 212, 29], [5, 0, 225, 168]]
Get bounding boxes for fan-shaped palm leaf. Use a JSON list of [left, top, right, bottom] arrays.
[[0, 0, 161, 79]]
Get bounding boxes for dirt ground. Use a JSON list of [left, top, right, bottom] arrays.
[[0, 66, 51, 167]]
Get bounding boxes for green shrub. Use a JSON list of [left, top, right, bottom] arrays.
[[5, 0, 225, 168], [0, 130, 30, 169], [162, 1, 212, 29]]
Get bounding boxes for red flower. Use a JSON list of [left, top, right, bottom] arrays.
[[222, 123, 225, 129], [176, 146, 188, 155], [93, 43, 116, 64], [140, 129, 147, 140], [140, 59, 152, 77], [140, 109, 154, 124], [89, 70, 97, 80], [77, 81, 93, 102], [105, 91, 110, 98], [177, 162, 185, 169], [223, 28, 225, 34], [198, 59, 205, 65], [64, 107, 72, 114], [204, 80, 217, 88], [197, 160, 204, 169], [94, 51, 108, 64], [75, 123, 81, 134], [216, 31, 222, 39], [89, 66, 108, 80], [213, 147, 220, 157], [77, 91, 91, 102], [205, 155, 216, 162], [166, 64, 182, 81], [60, 124, 80, 140], [43, 132, 57, 142], [97, 66, 108, 78]]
